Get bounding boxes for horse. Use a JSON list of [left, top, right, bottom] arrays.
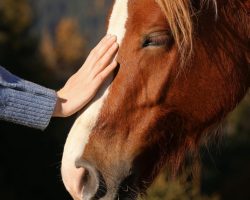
[[61, 0, 250, 199]]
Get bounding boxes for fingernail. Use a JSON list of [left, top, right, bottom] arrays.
[[109, 35, 117, 40], [111, 60, 116, 65]]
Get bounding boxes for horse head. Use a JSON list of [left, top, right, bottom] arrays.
[[61, 0, 250, 199]]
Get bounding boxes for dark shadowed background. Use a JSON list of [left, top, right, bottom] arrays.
[[0, 0, 249, 199]]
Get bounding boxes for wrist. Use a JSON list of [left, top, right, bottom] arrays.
[[53, 91, 67, 117]]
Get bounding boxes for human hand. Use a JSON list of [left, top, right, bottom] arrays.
[[53, 35, 119, 117]]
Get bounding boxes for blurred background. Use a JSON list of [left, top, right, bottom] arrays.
[[0, 0, 249, 199]]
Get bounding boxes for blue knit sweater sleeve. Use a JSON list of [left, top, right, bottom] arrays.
[[0, 66, 57, 130]]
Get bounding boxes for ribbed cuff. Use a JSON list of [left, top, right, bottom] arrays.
[[0, 87, 57, 130]]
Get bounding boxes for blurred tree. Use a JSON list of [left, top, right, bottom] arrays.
[[226, 94, 250, 139], [40, 29, 57, 70], [0, 1, 73, 199], [94, 0, 105, 10], [40, 17, 86, 80], [144, 166, 220, 200], [0, 0, 34, 67], [144, 174, 220, 200], [0, 0, 32, 35], [0, 0, 53, 86], [55, 18, 85, 71]]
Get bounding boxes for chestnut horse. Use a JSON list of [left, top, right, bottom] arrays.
[[61, 0, 250, 199]]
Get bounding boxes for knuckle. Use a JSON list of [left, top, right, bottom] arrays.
[[94, 50, 101, 57], [97, 61, 104, 68], [98, 57, 108, 67], [97, 73, 105, 81], [89, 69, 97, 79], [90, 49, 96, 55]]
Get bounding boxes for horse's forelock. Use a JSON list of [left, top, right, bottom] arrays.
[[155, 0, 218, 66]]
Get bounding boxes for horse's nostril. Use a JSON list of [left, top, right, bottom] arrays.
[[82, 168, 90, 185], [75, 159, 100, 200]]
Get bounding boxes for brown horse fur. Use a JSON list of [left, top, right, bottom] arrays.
[[66, 0, 250, 199]]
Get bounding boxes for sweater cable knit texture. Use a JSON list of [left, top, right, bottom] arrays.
[[0, 66, 57, 130]]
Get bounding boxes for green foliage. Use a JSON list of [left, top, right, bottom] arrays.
[[0, 0, 32, 34], [144, 93, 250, 200], [0, 0, 39, 80], [40, 18, 86, 80], [226, 93, 250, 143], [0, 0, 87, 85], [143, 174, 219, 200], [0, 0, 33, 52]]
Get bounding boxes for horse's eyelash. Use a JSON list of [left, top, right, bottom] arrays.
[[143, 34, 173, 47]]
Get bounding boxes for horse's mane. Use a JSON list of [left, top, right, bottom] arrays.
[[156, 0, 250, 67], [155, 0, 218, 65]]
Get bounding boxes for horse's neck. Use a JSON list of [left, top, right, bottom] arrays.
[[241, 0, 250, 13], [224, 0, 250, 86], [238, 0, 250, 87], [242, 1, 250, 86]]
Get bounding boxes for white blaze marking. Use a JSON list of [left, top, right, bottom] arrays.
[[61, 0, 129, 193], [107, 0, 129, 44]]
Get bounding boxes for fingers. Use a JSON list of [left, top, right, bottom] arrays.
[[96, 60, 118, 84], [91, 34, 111, 55], [92, 42, 119, 77], [86, 35, 117, 66]]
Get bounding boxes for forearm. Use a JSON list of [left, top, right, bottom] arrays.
[[0, 35, 118, 129], [0, 66, 57, 130]]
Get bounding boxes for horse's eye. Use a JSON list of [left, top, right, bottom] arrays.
[[142, 32, 174, 49]]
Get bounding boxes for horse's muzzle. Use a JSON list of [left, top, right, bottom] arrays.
[[74, 159, 100, 200], [62, 157, 103, 200]]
